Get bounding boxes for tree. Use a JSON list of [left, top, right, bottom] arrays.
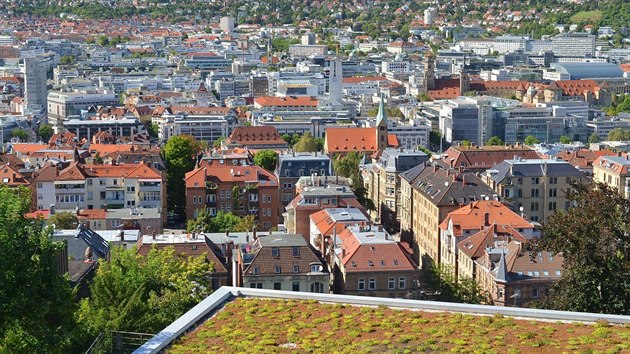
[[253, 150, 278, 171], [93, 152, 104, 164], [608, 128, 630, 141], [76, 246, 214, 338], [11, 128, 28, 142], [460, 140, 472, 147], [588, 133, 601, 144], [424, 264, 491, 304], [96, 35, 109, 47], [38, 124, 53, 142], [417, 146, 432, 157], [213, 136, 225, 149], [524, 135, 540, 145], [164, 135, 202, 216], [417, 92, 433, 102], [559, 135, 572, 144], [147, 123, 159, 138], [60, 55, 74, 65], [187, 210, 243, 233], [293, 132, 319, 152], [530, 182, 630, 315], [333, 152, 375, 211], [486, 136, 504, 146], [48, 211, 78, 229], [0, 186, 77, 353]]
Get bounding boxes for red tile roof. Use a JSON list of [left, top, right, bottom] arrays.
[[439, 200, 533, 237], [325, 127, 398, 153], [338, 228, 416, 272], [226, 126, 287, 147], [254, 96, 318, 108]]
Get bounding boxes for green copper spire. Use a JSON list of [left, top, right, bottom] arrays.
[[376, 92, 387, 126]]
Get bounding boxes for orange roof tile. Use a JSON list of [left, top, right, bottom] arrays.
[[325, 127, 398, 153]]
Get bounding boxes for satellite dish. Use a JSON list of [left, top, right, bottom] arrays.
[[444, 182, 449, 187]]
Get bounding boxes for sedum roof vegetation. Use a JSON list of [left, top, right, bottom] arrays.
[[169, 298, 630, 353]]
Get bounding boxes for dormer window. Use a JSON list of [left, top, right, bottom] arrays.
[[253, 266, 259, 275], [271, 247, 279, 258]]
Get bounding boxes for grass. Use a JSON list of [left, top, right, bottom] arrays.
[[169, 298, 630, 353], [570, 10, 603, 24]]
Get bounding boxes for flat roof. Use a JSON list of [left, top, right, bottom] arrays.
[[133, 287, 630, 354]]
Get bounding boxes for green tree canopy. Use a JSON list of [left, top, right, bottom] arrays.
[[48, 211, 78, 229], [11, 128, 28, 142], [588, 133, 601, 144], [559, 135, 572, 144], [530, 182, 630, 315], [187, 210, 253, 233], [607, 128, 630, 141], [293, 132, 319, 152], [60, 55, 74, 65], [38, 124, 53, 142], [424, 264, 491, 305], [485, 136, 504, 146], [367, 106, 405, 119], [0, 186, 77, 353], [460, 140, 472, 147], [164, 135, 202, 216], [77, 246, 214, 337], [253, 149, 278, 171], [332, 152, 375, 211], [524, 135, 540, 145], [417, 92, 433, 102]]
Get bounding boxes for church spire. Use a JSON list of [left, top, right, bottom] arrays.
[[376, 92, 387, 127], [375, 92, 388, 151]]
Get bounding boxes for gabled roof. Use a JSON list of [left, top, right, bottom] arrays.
[[185, 164, 278, 188], [337, 226, 416, 272], [410, 163, 495, 207], [440, 200, 533, 236], [226, 126, 287, 147], [57, 162, 88, 181], [325, 127, 398, 153], [254, 96, 318, 108], [441, 145, 538, 170]]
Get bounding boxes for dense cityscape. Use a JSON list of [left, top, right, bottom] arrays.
[[1, 0, 630, 352]]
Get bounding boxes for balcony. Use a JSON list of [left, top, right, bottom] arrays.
[[206, 182, 218, 190]]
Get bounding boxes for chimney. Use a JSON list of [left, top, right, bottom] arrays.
[[433, 164, 438, 172], [484, 212, 490, 227], [119, 230, 125, 242], [152, 231, 156, 240], [252, 226, 257, 240], [50, 204, 55, 215]]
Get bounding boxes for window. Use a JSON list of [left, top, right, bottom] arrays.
[[358, 278, 365, 290], [530, 188, 539, 197], [517, 189, 523, 198], [275, 265, 281, 274], [271, 247, 279, 258], [548, 201, 556, 211], [388, 277, 395, 289], [532, 288, 539, 298], [530, 202, 539, 212], [311, 282, 324, 293], [531, 177, 539, 185], [548, 188, 557, 197], [293, 265, 299, 273], [274, 282, 281, 290], [292, 282, 300, 292], [368, 278, 376, 290], [253, 266, 259, 275], [398, 277, 406, 289], [292, 247, 300, 257], [250, 283, 263, 289], [310, 264, 321, 272], [37, 182, 42, 188], [549, 177, 557, 184]]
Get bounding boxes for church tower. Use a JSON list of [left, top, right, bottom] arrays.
[[196, 82, 209, 107], [423, 52, 436, 92], [375, 93, 389, 151]]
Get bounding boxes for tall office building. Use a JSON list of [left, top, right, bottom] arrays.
[[328, 59, 343, 104], [424, 7, 436, 25], [22, 56, 48, 112]]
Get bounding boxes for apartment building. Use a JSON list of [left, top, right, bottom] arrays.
[[362, 148, 428, 232], [460, 237, 563, 307], [593, 155, 630, 199], [283, 176, 363, 240], [240, 234, 329, 293], [482, 158, 586, 223], [309, 207, 369, 257], [224, 126, 288, 150], [402, 163, 495, 267], [184, 164, 279, 230], [275, 152, 332, 208], [438, 145, 539, 172], [439, 200, 537, 279], [330, 225, 419, 297]]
